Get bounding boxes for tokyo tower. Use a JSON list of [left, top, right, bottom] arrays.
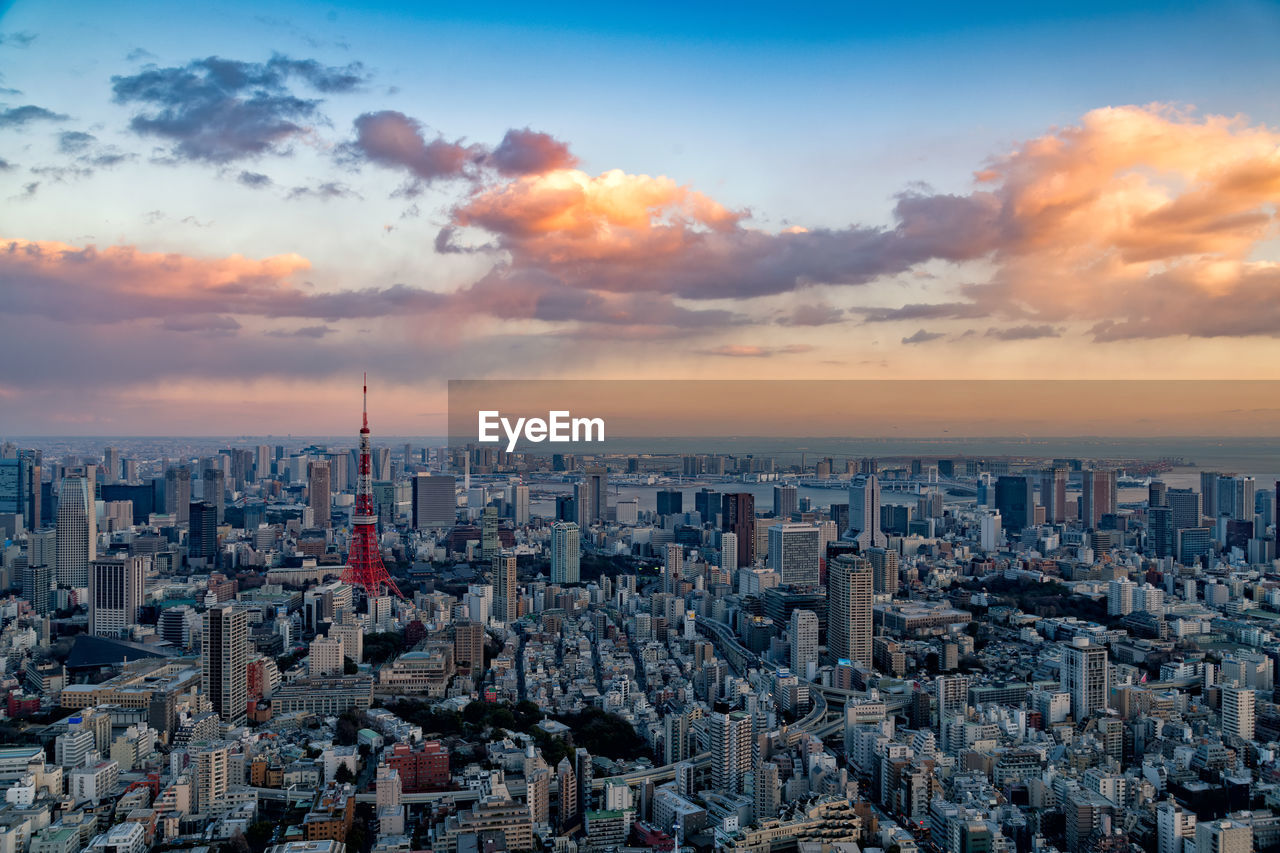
[[341, 375, 405, 599]]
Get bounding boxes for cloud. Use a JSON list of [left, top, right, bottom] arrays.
[[286, 181, 361, 201], [778, 303, 844, 326], [0, 105, 68, 128], [860, 302, 994, 323], [58, 131, 96, 153], [271, 324, 336, 338], [0, 157, 13, 171], [125, 47, 157, 62], [0, 32, 37, 48], [486, 128, 577, 176], [238, 170, 272, 188], [111, 54, 367, 163], [901, 329, 945, 345], [984, 324, 1060, 341], [160, 315, 241, 333], [343, 110, 481, 183], [696, 344, 813, 357]]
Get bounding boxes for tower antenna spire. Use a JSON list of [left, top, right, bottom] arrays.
[[362, 372, 368, 431]]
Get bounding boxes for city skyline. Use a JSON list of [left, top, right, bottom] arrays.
[[3, 2, 1280, 432]]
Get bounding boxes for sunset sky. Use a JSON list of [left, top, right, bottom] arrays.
[[3, 1, 1280, 435]]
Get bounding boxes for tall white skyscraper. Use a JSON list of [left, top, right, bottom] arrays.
[[1107, 578, 1136, 616], [980, 512, 1002, 551], [720, 533, 738, 572], [507, 483, 530, 526], [767, 523, 821, 586], [1222, 684, 1256, 742], [827, 554, 872, 666], [789, 609, 819, 678], [551, 522, 580, 585], [56, 474, 96, 589], [1061, 637, 1109, 720], [89, 555, 146, 637], [709, 710, 752, 795], [847, 475, 886, 549]]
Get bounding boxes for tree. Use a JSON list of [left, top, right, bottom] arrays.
[[343, 656, 359, 675], [335, 764, 356, 785]]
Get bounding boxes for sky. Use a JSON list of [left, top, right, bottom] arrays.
[[2, 1, 1280, 435]]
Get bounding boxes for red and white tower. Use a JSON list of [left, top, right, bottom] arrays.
[[341, 375, 405, 599]]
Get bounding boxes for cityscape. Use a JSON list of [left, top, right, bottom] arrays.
[[5, 2, 1280, 853]]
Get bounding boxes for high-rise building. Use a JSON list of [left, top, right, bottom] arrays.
[[556, 757, 578, 833], [789, 609, 819, 678], [1040, 467, 1068, 523], [55, 474, 95, 589], [165, 467, 191, 524], [1081, 468, 1117, 528], [481, 506, 499, 564], [1200, 472, 1222, 524], [1, 451, 42, 533], [507, 483, 530, 526], [1217, 476, 1256, 522], [492, 552, 517, 623], [1157, 801, 1197, 853], [551, 522, 580, 585], [709, 710, 752, 795], [412, 473, 455, 530], [1148, 507, 1174, 558], [753, 762, 781, 823], [827, 554, 872, 666], [656, 490, 683, 517], [203, 604, 248, 724], [1195, 820, 1251, 853], [308, 460, 331, 528], [1061, 637, 1109, 720], [994, 476, 1034, 531], [1107, 578, 1135, 616], [574, 748, 593, 818], [867, 547, 899, 595], [1222, 685, 1256, 742], [189, 501, 217, 566], [767, 523, 820, 586], [1169, 488, 1201, 531], [722, 493, 756, 567], [720, 532, 738, 572], [1149, 480, 1169, 508], [89, 555, 146, 637], [663, 543, 682, 594], [102, 447, 120, 486], [773, 484, 798, 519], [847, 475, 886, 549], [577, 466, 607, 526]]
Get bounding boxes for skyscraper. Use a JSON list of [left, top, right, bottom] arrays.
[[22, 528, 55, 615], [847, 475, 886, 549], [493, 552, 517, 623], [308, 459, 331, 528], [165, 467, 191, 524], [1222, 685, 1256, 742], [1081, 468, 1117, 528], [1169, 488, 1201, 531], [719, 532, 738, 573], [55, 474, 95, 589], [656, 490, 683, 517], [577, 466, 607, 526], [1148, 507, 1174, 558], [203, 603, 248, 724], [551, 522, 580, 585], [789, 609, 819, 677], [1061, 637, 1109, 720], [507, 482, 530, 526], [709, 710, 752, 795], [867, 547, 900, 595], [89, 555, 146, 637], [412, 473, 455, 529], [767, 523, 820, 586], [189, 501, 217, 566], [773, 484, 798, 519], [663, 542, 683, 594], [827, 553, 872, 666], [102, 447, 120, 485], [722, 493, 756, 567], [994, 475, 1034, 531], [1200, 472, 1221, 524], [1040, 466, 1068, 523], [203, 468, 226, 525]]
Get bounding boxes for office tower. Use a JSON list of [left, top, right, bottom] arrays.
[[493, 552, 517, 623], [481, 506, 499, 564], [1177, 528, 1212, 566], [695, 489, 720, 524], [203, 603, 248, 724], [309, 636, 344, 676], [202, 468, 226, 525], [507, 482, 530, 526], [551, 522, 580, 585], [554, 494, 575, 523], [255, 445, 272, 480], [454, 619, 484, 674], [1081, 468, 1117, 528], [1040, 467, 1068, 523], [89, 555, 145, 637], [1276, 481, 1280, 534], [1157, 801, 1197, 853], [1149, 480, 1168, 508], [165, 467, 191, 524], [579, 466, 607, 525], [847, 475, 886, 549], [994, 475, 1034, 531], [720, 532, 738, 572], [1061, 637, 1109, 720], [1149, 507, 1174, 558], [656, 490, 683, 517], [373, 446, 392, 480], [980, 512, 1003, 551], [1200, 472, 1221, 524], [55, 475, 95, 589], [1222, 685, 1255, 742], [663, 543, 682, 594], [189, 501, 217, 565], [1, 452, 41, 533], [413, 474, 460, 531], [308, 460, 331, 528], [709, 710, 752, 795], [1217, 476, 1255, 521], [102, 447, 120, 485], [773, 484, 798, 519], [1195, 820, 1251, 853], [789, 609, 819, 677], [158, 605, 194, 649], [342, 378, 405, 598], [22, 562, 52, 616], [767, 523, 820, 586], [868, 547, 899, 595], [722, 493, 756, 567], [1169, 488, 1201, 531], [827, 554, 872, 666]]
